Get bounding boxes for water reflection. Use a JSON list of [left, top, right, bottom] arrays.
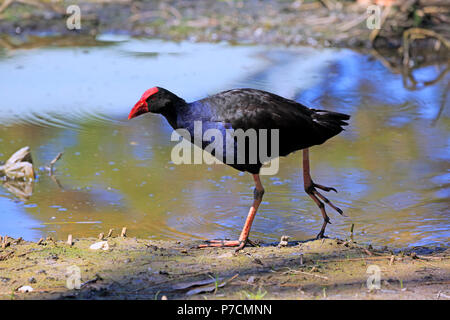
[[0, 37, 448, 248]]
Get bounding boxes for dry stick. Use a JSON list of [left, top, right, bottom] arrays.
[[316, 255, 396, 263], [431, 81, 450, 126], [107, 229, 114, 238], [120, 227, 127, 237], [319, 0, 336, 10], [359, 246, 373, 256], [336, 12, 369, 32], [1, 236, 9, 249], [416, 255, 446, 261], [403, 28, 450, 66], [370, 47, 401, 74], [48, 152, 63, 176], [369, 4, 393, 44], [50, 174, 64, 190], [419, 259, 440, 269], [220, 273, 239, 287], [0, 0, 13, 15], [80, 275, 102, 288], [16, 0, 64, 13], [98, 233, 104, 240], [389, 255, 395, 266], [284, 268, 329, 280], [66, 234, 73, 246], [0, 251, 14, 261]]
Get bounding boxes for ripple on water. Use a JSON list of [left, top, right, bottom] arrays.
[[0, 38, 448, 247]]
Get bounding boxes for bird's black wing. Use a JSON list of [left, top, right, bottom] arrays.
[[196, 89, 349, 153], [200, 89, 313, 128]]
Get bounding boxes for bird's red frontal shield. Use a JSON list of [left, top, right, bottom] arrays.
[[128, 100, 148, 119], [128, 87, 159, 119]]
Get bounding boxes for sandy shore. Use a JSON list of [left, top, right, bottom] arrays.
[[1, 235, 449, 300]]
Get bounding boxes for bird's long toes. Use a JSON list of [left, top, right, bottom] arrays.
[[335, 206, 345, 216], [234, 240, 247, 252], [313, 182, 338, 193], [246, 238, 260, 247], [204, 239, 229, 243], [328, 202, 345, 216], [316, 232, 326, 240], [198, 239, 241, 248], [313, 190, 343, 216]]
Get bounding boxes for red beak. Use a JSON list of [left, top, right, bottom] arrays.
[[128, 100, 149, 120]]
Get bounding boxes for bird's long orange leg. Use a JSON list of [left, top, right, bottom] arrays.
[[303, 148, 344, 239], [199, 174, 264, 251]]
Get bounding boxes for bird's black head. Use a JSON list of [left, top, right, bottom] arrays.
[[128, 87, 182, 119]]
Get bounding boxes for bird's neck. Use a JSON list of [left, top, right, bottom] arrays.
[[160, 94, 186, 129]]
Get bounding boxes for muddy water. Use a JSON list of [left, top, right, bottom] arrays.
[[0, 36, 448, 247]]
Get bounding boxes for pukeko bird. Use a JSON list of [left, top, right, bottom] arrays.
[[128, 87, 350, 251]]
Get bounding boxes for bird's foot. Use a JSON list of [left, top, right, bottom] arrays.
[[198, 238, 255, 252], [306, 180, 345, 216], [311, 181, 338, 193], [198, 239, 241, 248], [315, 232, 328, 240]]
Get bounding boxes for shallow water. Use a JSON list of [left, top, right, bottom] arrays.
[[0, 36, 449, 248]]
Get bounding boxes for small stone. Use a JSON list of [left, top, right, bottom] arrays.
[[89, 241, 109, 251], [49, 254, 59, 260], [18, 286, 33, 293], [28, 277, 37, 284], [277, 235, 290, 248]]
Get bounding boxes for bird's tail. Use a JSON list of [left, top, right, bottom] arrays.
[[311, 109, 350, 142]]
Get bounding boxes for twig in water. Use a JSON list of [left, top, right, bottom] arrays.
[[402, 28, 450, 67], [47, 152, 63, 176]]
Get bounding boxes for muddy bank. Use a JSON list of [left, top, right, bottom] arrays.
[[1, 234, 449, 300], [0, 0, 448, 50]]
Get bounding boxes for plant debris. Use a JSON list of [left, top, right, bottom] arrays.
[[0, 146, 35, 180]]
